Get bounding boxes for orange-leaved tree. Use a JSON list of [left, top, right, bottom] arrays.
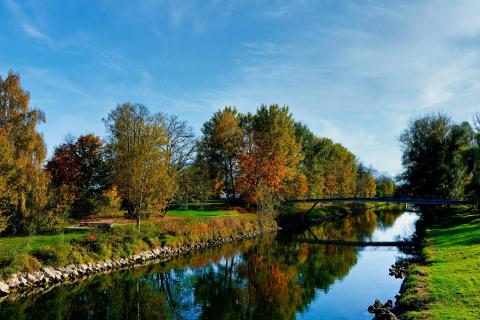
[[237, 105, 306, 212]]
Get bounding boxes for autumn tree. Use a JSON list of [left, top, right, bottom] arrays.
[[198, 107, 244, 201], [320, 139, 357, 197], [0, 72, 49, 233], [45, 137, 80, 215], [104, 103, 176, 230], [355, 163, 376, 197], [237, 105, 306, 211], [0, 129, 15, 233], [46, 134, 110, 216]]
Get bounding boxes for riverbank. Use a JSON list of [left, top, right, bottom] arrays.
[[0, 210, 276, 279], [397, 207, 480, 319], [0, 225, 280, 301]]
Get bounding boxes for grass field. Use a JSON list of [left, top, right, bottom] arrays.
[[399, 208, 480, 319], [167, 209, 239, 217]]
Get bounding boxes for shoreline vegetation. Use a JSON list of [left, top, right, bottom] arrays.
[[0, 204, 273, 279], [397, 207, 480, 319]]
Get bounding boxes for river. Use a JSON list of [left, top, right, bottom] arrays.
[[0, 209, 418, 319]]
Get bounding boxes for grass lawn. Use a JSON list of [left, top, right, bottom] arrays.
[[167, 209, 239, 217], [0, 232, 85, 253], [400, 209, 480, 319]]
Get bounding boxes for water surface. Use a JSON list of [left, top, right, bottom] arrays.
[[0, 210, 417, 319]]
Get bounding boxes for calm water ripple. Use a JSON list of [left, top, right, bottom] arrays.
[[0, 210, 418, 320]]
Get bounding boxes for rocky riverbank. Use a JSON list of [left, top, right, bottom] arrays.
[[0, 226, 280, 301]]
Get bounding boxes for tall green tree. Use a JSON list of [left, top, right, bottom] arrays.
[[376, 176, 395, 197], [104, 103, 177, 230], [465, 113, 480, 206], [295, 123, 325, 197], [399, 113, 473, 198], [0, 72, 49, 233], [177, 159, 215, 204], [198, 107, 244, 201]]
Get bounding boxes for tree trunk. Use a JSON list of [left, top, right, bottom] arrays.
[[136, 213, 140, 231]]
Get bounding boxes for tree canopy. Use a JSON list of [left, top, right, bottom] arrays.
[[398, 113, 473, 199], [104, 103, 177, 230], [0, 72, 49, 233]]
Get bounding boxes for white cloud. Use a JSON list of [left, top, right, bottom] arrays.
[[188, 0, 480, 175]]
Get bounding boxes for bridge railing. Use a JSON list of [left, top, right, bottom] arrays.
[[287, 194, 469, 201]]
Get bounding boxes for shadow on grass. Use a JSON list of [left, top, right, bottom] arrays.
[[429, 210, 480, 247]]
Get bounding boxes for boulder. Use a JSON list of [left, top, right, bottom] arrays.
[[19, 277, 28, 287], [0, 281, 10, 295], [43, 267, 57, 280], [7, 277, 20, 288], [368, 299, 397, 320], [27, 274, 38, 283]]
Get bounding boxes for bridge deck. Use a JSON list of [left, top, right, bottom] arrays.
[[289, 197, 470, 205]]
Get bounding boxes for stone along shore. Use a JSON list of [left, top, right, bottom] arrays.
[[0, 226, 280, 301]]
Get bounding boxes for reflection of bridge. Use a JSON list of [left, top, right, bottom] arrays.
[[289, 196, 471, 216], [298, 238, 415, 247], [295, 227, 416, 247]]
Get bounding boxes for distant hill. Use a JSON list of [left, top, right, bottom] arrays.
[[372, 170, 393, 179]]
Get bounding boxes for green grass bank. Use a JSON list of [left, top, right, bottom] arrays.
[[0, 207, 276, 279], [399, 208, 480, 319]]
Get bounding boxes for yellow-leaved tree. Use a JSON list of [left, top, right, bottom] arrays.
[[0, 72, 49, 233], [104, 103, 177, 230]]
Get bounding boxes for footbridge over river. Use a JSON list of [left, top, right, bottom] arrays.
[[288, 196, 471, 217]]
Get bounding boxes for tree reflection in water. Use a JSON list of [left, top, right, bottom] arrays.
[[0, 210, 410, 320]]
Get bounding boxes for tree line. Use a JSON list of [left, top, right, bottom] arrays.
[[398, 113, 480, 204], [0, 72, 393, 234]]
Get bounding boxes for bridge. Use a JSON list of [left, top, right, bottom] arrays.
[[288, 196, 471, 216]]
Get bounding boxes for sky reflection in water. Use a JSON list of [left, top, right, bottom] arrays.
[[0, 210, 418, 320]]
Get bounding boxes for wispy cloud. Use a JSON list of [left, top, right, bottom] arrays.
[[3, 0, 480, 175], [4, 0, 51, 42], [191, 0, 480, 175]]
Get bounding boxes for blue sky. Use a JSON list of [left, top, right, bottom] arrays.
[[1, 0, 480, 175]]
